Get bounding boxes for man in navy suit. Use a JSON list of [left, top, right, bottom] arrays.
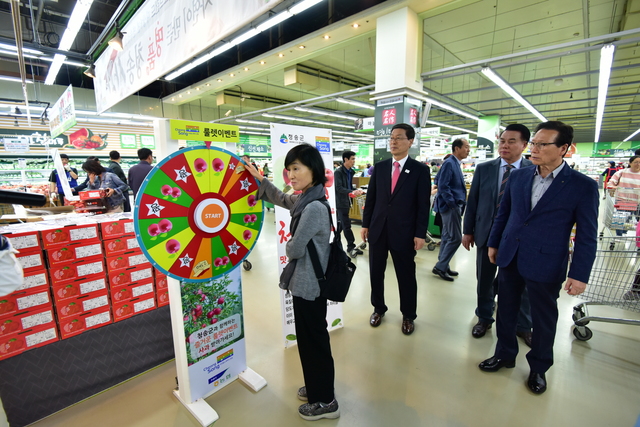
[[479, 121, 598, 395], [361, 123, 431, 335], [432, 138, 470, 281], [462, 124, 533, 344]]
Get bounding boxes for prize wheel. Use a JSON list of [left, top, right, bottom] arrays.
[[134, 146, 263, 282]]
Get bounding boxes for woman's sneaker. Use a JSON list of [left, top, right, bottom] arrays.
[[298, 399, 340, 421], [297, 386, 307, 401]]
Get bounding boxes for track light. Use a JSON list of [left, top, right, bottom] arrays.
[[481, 67, 547, 122], [594, 44, 615, 143], [108, 28, 124, 51], [14, 107, 21, 115], [623, 127, 640, 142], [336, 97, 375, 110], [84, 64, 96, 78], [14, 118, 18, 127]]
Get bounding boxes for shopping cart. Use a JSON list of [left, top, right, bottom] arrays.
[[601, 187, 640, 245], [571, 236, 640, 341]]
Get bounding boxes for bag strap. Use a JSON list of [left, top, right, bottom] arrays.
[[306, 199, 334, 281]]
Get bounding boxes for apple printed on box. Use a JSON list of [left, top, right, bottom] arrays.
[[41, 224, 100, 249], [103, 237, 140, 257], [112, 295, 156, 322], [49, 257, 105, 286], [106, 252, 150, 273], [107, 265, 154, 289], [58, 307, 112, 340], [0, 231, 41, 252], [0, 324, 59, 360], [156, 289, 169, 307], [52, 275, 107, 303], [54, 289, 110, 320], [0, 307, 55, 337], [0, 289, 52, 319], [155, 274, 168, 290], [46, 242, 103, 266], [100, 220, 135, 239]]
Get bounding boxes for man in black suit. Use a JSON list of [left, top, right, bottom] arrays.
[[462, 124, 533, 344], [361, 123, 431, 335]]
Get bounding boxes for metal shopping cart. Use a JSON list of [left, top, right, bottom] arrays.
[[571, 236, 640, 341], [601, 187, 640, 246]]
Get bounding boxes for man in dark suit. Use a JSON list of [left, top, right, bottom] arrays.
[[479, 121, 598, 395], [462, 124, 533, 344], [432, 138, 470, 281], [334, 150, 364, 257], [361, 123, 431, 335]]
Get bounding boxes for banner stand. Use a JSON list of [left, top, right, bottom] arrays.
[[172, 389, 219, 426]]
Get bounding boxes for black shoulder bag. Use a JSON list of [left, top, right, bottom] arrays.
[[306, 201, 356, 302]]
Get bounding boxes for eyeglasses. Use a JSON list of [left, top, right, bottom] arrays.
[[389, 137, 409, 142], [528, 142, 557, 149]]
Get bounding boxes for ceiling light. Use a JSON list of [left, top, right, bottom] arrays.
[[256, 11, 292, 32], [179, 94, 182, 98], [196, 87, 200, 91], [425, 97, 479, 121], [0, 43, 43, 55], [290, 0, 324, 14], [0, 75, 33, 84], [236, 119, 270, 125], [206, 83, 210, 86], [225, 110, 232, 117], [187, 91, 191, 94], [623, 128, 640, 142], [336, 97, 375, 110], [323, 35, 330, 40], [278, 53, 284, 58], [217, 79, 223, 82], [481, 67, 547, 122], [294, 106, 357, 120], [108, 28, 125, 51], [424, 119, 477, 135], [230, 28, 259, 47], [14, 107, 22, 115], [83, 64, 96, 78], [243, 67, 249, 71], [352, 23, 360, 28], [14, 118, 18, 127], [229, 73, 235, 77], [594, 44, 615, 143], [171, 98, 175, 101], [259, 61, 266, 65], [299, 45, 305, 49]]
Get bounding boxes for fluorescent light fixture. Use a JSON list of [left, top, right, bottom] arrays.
[[263, 113, 316, 123], [290, 0, 324, 15], [256, 11, 292, 32], [0, 76, 33, 84], [236, 119, 270, 125], [44, 0, 94, 85], [239, 125, 269, 131], [294, 106, 357, 120], [75, 117, 152, 127], [230, 28, 259, 47], [424, 119, 477, 135], [242, 131, 270, 136], [0, 43, 43, 55], [594, 44, 615, 143], [336, 97, 375, 110], [425, 97, 479, 121], [623, 128, 640, 142], [0, 49, 85, 67], [481, 67, 547, 122], [108, 29, 124, 51]]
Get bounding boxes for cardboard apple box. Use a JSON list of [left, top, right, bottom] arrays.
[[0, 306, 56, 337], [0, 323, 59, 360], [46, 241, 103, 266], [15, 250, 45, 273], [100, 219, 135, 239], [54, 289, 110, 320], [58, 306, 112, 340], [0, 230, 41, 252], [52, 274, 108, 304], [105, 251, 151, 273], [48, 256, 105, 286], [102, 236, 140, 257], [110, 280, 155, 304], [78, 189, 107, 200], [0, 288, 52, 319], [14, 271, 49, 294], [108, 265, 154, 290], [40, 224, 100, 249], [156, 289, 169, 307], [155, 274, 168, 290], [112, 295, 156, 322]]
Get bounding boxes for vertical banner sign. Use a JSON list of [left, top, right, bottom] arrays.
[[270, 124, 343, 348], [134, 142, 265, 406], [373, 96, 421, 163], [477, 115, 500, 158], [49, 85, 77, 139]]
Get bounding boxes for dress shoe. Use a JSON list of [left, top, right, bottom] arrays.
[[516, 330, 533, 348], [527, 371, 547, 394], [472, 321, 492, 338], [432, 267, 454, 281], [401, 318, 415, 335], [447, 268, 459, 276], [370, 312, 384, 327], [478, 355, 516, 372]]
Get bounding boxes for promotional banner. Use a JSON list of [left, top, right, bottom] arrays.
[[270, 124, 343, 347], [94, 0, 283, 113], [169, 119, 240, 143], [476, 115, 499, 157], [373, 96, 421, 163], [49, 85, 77, 139], [134, 144, 264, 403]]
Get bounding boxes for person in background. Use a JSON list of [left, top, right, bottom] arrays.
[[362, 163, 372, 177], [49, 153, 78, 205], [263, 162, 270, 178], [334, 150, 365, 257], [430, 161, 439, 176], [82, 159, 128, 213], [108, 151, 131, 212], [128, 148, 154, 200], [601, 161, 618, 199], [607, 155, 640, 236], [243, 144, 340, 421], [73, 156, 114, 194]]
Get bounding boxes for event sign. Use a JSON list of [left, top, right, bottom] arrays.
[[269, 124, 343, 347], [169, 120, 240, 143], [49, 85, 77, 139]]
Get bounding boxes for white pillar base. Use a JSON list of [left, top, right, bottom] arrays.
[[173, 389, 219, 426], [238, 367, 267, 392]]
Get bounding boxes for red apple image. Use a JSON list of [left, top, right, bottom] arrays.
[[158, 219, 173, 233], [105, 222, 121, 235], [212, 307, 222, 315], [1, 338, 24, 353], [166, 239, 181, 254], [156, 277, 167, 289], [221, 256, 230, 265], [61, 302, 81, 316], [210, 318, 218, 325], [325, 168, 334, 187], [114, 288, 129, 301], [158, 291, 169, 304], [171, 187, 182, 198], [282, 168, 291, 185], [1, 320, 19, 335], [214, 258, 223, 267], [247, 195, 257, 207], [243, 230, 252, 241], [111, 257, 126, 269], [148, 223, 160, 236], [161, 185, 173, 196], [194, 158, 207, 172], [243, 214, 251, 223], [116, 305, 132, 317], [112, 273, 126, 285], [108, 239, 125, 252], [212, 158, 224, 172], [63, 319, 84, 333], [250, 214, 257, 223], [57, 284, 77, 299], [217, 296, 225, 304]]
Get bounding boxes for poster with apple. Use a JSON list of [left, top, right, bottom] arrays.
[[269, 124, 343, 348]]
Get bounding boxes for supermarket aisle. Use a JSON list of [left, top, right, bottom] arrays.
[[29, 210, 640, 427]]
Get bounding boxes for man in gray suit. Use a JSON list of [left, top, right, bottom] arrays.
[[462, 124, 533, 344]]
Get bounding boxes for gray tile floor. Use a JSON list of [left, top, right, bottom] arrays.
[[21, 211, 640, 426]]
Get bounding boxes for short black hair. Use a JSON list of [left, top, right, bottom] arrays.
[[59, 153, 69, 159], [391, 123, 415, 140], [284, 144, 327, 186], [503, 123, 531, 142], [82, 159, 105, 175], [138, 148, 152, 161], [452, 138, 466, 152], [630, 155, 640, 165], [534, 121, 574, 148], [109, 150, 121, 160], [342, 150, 356, 162], [86, 156, 100, 162]]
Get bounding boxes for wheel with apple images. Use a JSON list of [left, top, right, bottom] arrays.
[[134, 146, 263, 282]]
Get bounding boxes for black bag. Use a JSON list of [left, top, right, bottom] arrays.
[[306, 201, 356, 302]]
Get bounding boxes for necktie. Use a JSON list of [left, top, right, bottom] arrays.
[[391, 161, 401, 193], [497, 164, 514, 209]]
